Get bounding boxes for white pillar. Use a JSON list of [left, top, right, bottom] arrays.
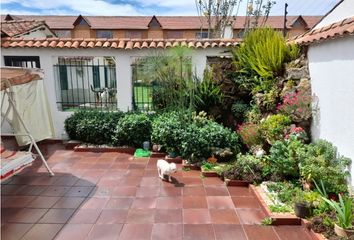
[[192, 51, 207, 80], [115, 54, 132, 111]]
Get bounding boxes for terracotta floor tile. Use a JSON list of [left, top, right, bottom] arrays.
[[112, 186, 137, 197], [53, 197, 85, 209], [41, 186, 70, 197], [159, 187, 182, 197], [182, 170, 202, 178], [131, 197, 157, 209], [205, 186, 229, 196], [119, 224, 153, 240], [207, 196, 234, 209], [2, 196, 36, 208], [243, 225, 279, 240], [1, 208, 21, 223], [26, 196, 60, 208], [55, 223, 93, 240], [97, 209, 129, 224], [183, 196, 208, 208], [152, 224, 183, 240], [213, 224, 247, 240], [182, 186, 206, 196], [15, 185, 48, 196], [53, 176, 78, 186], [227, 187, 252, 197], [97, 178, 121, 187], [104, 198, 133, 209], [89, 186, 114, 198], [7, 208, 48, 223], [202, 177, 224, 186], [144, 169, 159, 177], [119, 177, 142, 187], [183, 209, 211, 224], [156, 197, 183, 209], [155, 209, 183, 223], [28, 176, 60, 186], [128, 163, 146, 169], [87, 224, 123, 240], [136, 186, 160, 197], [69, 209, 102, 224], [274, 226, 312, 240], [237, 209, 266, 225], [0, 223, 33, 240], [140, 177, 161, 186], [1, 185, 25, 195], [74, 178, 99, 187], [65, 186, 94, 197], [180, 177, 203, 186], [21, 223, 63, 240], [126, 209, 155, 223], [232, 196, 261, 209], [183, 224, 215, 240], [80, 197, 108, 209], [209, 209, 240, 224], [125, 169, 145, 177], [38, 209, 75, 224]]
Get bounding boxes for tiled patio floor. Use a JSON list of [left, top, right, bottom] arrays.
[[1, 142, 314, 240]]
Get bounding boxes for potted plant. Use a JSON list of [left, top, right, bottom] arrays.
[[322, 194, 354, 238], [294, 191, 312, 219]]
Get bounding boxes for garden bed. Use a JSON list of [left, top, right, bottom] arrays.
[[182, 160, 201, 170], [165, 155, 183, 164], [74, 144, 135, 154], [224, 179, 250, 186], [201, 168, 219, 177], [250, 185, 301, 225]]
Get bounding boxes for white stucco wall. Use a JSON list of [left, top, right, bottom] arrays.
[[1, 47, 229, 139], [314, 0, 354, 29], [309, 35, 354, 187]]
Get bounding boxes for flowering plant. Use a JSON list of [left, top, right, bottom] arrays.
[[285, 125, 308, 142], [277, 90, 312, 122], [237, 123, 263, 149]]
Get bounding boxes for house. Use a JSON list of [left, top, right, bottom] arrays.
[[293, 0, 354, 187], [1, 14, 322, 39], [1, 18, 55, 39]]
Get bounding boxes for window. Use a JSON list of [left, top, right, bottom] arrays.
[[96, 30, 113, 39], [54, 30, 71, 38], [4, 56, 40, 68], [125, 30, 143, 38], [92, 66, 101, 88], [196, 31, 209, 39], [166, 31, 183, 39], [59, 65, 68, 90]]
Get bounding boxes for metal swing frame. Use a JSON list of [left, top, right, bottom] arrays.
[[1, 78, 54, 177]]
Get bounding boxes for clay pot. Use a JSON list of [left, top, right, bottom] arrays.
[[334, 224, 354, 238], [294, 202, 311, 218]]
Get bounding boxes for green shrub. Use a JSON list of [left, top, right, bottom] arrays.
[[113, 113, 152, 147], [180, 119, 240, 164], [231, 100, 250, 121], [194, 71, 223, 113], [267, 136, 306, 179], [69, 110, 123, 144], [232, 27, 293, 79], [261, 114, 291, 144], [220, 153, 265, 183], [151, 111, 188, 154], [299, 140, 351, 194]]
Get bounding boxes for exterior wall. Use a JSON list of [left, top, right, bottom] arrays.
[[22, 28, 54, 38], [1, 47, 228, 139], [147, 29, 164, 39], [308, 35, 354, 187], [113, 30, 125, 38], [287, 27, 306, 38], [184, 30, 197, 39], [72, 25, 94, 38], [315, 0, 354, 29]]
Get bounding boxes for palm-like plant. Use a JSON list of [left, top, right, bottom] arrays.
[[322, 194, 353, 229]]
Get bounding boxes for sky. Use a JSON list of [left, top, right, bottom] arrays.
[[1, 0, 340, 16]]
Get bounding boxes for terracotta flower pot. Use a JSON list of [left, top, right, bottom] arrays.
[[334, 224, 354, 238]]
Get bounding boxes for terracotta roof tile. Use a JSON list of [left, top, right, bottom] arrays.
[[1, 15, 321, 30], [1, 20, 49, 37], [292, 16, 354, 45], [1, 38, 241, 50]]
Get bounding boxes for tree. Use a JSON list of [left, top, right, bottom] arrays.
[[195, 0, 276, 38]]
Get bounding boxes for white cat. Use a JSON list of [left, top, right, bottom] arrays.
[[157, 159, 177, 182]]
